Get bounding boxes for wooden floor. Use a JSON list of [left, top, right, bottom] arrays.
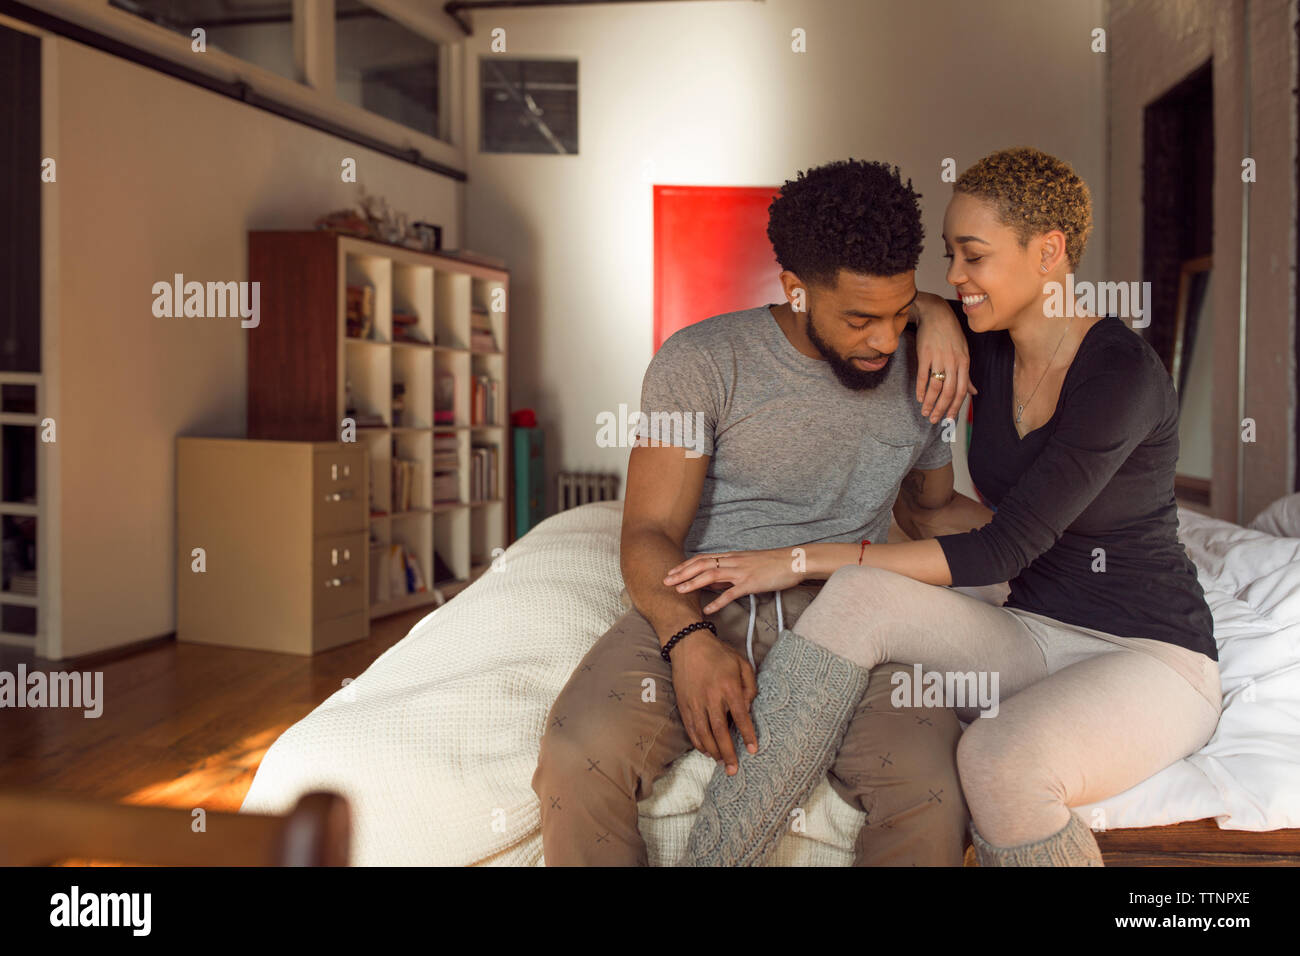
[[0, 608, 430, 813]]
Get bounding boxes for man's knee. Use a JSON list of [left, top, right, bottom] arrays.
[[830, 695, 969, 864], [831, 665, 966, 821], [534, 678, 678, 807], [533, 708, 583, 796], [534, 682, 619, 792]]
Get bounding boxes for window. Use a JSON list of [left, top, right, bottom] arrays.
[[481, 58, 578, 154], [109, 0, 297, 81], [335, 0, 443, 140]]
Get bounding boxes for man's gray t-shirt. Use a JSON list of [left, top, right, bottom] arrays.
[[638, 304, 951, 555]]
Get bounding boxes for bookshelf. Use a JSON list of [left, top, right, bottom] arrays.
[[0, 374, 41, 649], [248, 231, 510, 619]]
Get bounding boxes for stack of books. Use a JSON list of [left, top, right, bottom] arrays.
[[7, 570, 36, 597], [470, 374, 500, 425], [471, 306, 498, 351], [351, 411, 386, 428], [433, 431, 460, 503], [392, 308, 427, 344], [391, 457, 422, 512], [470, 444, 498, 502]]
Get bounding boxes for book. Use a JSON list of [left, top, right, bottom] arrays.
[[470, 444, 499, 502], [387, 545, 406, 595], [391, 382, 406, 427], [435, 367, 456, 422], [433, 472, 459, 503], [346, 284, 374, 339], [393, 321, 429, 345], [470, 310, 498, 351], [471, 374, 501, 425], [391, 457, 422, 512], [404, 549, 427, 592]]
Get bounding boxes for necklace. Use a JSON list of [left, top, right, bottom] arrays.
[[1014, 316, 1075, 425]]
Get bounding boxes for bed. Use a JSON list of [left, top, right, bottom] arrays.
[[240, 499, 1300, 865]]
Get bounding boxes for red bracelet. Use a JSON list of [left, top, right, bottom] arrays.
[[858, 539, 871, 565]]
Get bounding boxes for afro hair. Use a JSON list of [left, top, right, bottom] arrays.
[[766, 159, 924, 290]]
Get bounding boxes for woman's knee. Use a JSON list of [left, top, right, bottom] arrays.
[[956, 720, 1063, 808]]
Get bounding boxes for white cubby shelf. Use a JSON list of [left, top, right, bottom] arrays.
[[248, 231, 511, 617]]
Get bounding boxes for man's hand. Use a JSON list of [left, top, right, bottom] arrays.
[[912, 292, 975, 424], [669, 631, 758, 776]]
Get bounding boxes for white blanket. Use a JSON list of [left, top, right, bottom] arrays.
[[241, 502, 1300, 864], [1075, 509, 1300, 832]]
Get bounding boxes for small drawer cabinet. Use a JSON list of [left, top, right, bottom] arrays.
[[177, 438, 369, 655]]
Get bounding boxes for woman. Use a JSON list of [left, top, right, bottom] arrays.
[[663, 147, 1221, 867]]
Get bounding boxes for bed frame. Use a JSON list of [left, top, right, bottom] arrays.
[[0, 789, 350, 866], [1093, 818, 1300, 866], [961, 818, 1300, 866]]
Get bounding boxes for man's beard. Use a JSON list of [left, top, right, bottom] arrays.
[[806, 309, 892, 390]]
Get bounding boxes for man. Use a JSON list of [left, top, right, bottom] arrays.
[[532, 159, 976, 865]]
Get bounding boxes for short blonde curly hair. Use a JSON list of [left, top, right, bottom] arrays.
[[954, 147, 1093, 268]]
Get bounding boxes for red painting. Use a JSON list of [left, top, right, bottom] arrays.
[[653, 185, 786, 351]]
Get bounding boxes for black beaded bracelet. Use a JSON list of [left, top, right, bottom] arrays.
[[661, 620, 716, 662]]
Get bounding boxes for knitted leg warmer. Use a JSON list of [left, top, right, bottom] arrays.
[[970, 811, 1105, 866], [677, 629, 872, 866]]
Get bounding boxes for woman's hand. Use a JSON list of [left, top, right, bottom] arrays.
[[913, 292, 975, 424], [663, 548, 804, 613]]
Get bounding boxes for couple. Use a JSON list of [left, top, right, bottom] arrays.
[[534, 148, 1221, 866]]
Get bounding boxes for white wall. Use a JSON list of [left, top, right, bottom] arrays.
[[462, 0, 1109, 504], [42, 33, 462, 658]]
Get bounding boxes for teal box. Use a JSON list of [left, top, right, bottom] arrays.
[[513, 427, 544, 539]]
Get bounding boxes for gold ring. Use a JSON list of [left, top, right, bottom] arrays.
[[931, 370, 947, 381], [715, 557, 720, 569]]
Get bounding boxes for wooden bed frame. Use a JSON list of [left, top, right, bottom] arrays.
[[0, 789, 350, 866], [2, 787, 1293, 867], [961, 818, 1300, 866], [1093, 818, 1300, 866]]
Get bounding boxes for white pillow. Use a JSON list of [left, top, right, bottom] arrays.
[[1248, 492, 1300, 538]]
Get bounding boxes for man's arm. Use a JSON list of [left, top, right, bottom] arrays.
[[621, 444, 758, 775], [620, 444, 711, 641], [892, 463, 994, 540]]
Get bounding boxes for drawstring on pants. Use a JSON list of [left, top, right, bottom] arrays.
[[744, 590, 784, 670]]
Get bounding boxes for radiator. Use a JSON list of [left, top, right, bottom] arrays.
[[556, 471, 620, 512]]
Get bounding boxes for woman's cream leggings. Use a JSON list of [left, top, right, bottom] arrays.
[[793, 565, 1222, 847]]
